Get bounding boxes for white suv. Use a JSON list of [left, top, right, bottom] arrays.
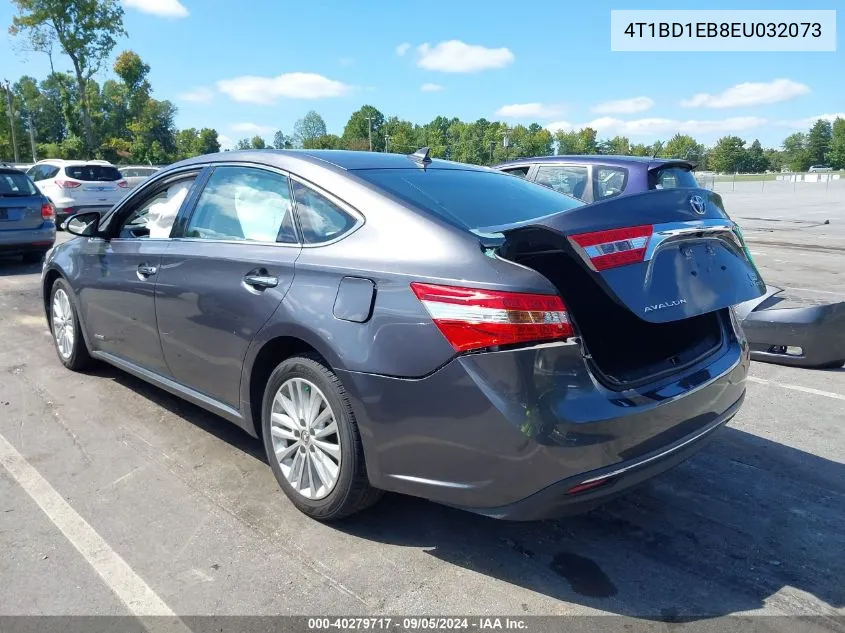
[[26, 159, 130, 227]]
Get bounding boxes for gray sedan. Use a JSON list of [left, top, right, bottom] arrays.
[[41, 149, 763, 520]]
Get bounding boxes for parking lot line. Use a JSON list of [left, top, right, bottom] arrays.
[[0, 432, 189, 628], [747, 375, 845, 401]]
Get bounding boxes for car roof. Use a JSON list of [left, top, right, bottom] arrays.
[[495, 155, 695, 170], [169, 149, 492, 173], [35, 159, 116, 166]]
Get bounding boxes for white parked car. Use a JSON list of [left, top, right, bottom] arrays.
[[808, 165, 832, 173], [26, 159, 130, 227], [118, 165, 161, 189]]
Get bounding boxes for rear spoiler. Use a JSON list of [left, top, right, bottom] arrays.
[[649, 160, 697, 171]]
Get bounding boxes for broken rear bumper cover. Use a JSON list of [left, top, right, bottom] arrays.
[[735, 285, 845, 369]]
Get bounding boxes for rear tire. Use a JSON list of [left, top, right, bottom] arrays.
[[49, 278, 92, 371], [261, 354, 381, 520]]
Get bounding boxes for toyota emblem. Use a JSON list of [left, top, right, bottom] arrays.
[[689, 195, 706, 215]]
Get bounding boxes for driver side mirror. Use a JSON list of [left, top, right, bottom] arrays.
[[64, 211, 102, 237]]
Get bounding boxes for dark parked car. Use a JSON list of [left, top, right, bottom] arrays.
[[0, 164, 56, 263], [42, 149, 764, 521], [496, 155, 845, 368]]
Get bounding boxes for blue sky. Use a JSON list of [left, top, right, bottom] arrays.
[[1, 0, 842, 149]]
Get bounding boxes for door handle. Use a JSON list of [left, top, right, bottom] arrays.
[[243, 274, 279, 289], [137, 263, 158, 277]]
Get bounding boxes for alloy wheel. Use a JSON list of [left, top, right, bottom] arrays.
[[52, 289, 75, 359], [270, 377, 341, 500]]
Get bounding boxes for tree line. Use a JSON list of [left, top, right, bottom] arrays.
[[3, 1, 844, 173]]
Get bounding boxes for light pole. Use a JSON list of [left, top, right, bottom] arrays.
[[3, 80, 20, 164], [384, 134, 390, 153], [364, 115, 374, 151]]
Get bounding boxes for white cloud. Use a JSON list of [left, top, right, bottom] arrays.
[[217, 72, 351, 105], [776, 112, 845, 129], [591, 97, 654, 114], [496, 103, 563, 118], [339, 57, 354, 67], [681, 79, 809, 108], [546, 116, 767, 136], [396, 43, 411, 56], [177, 87, 213, 103], [417, 40, 514, 73], [121, 0, 188, 18], [231, 122, 274, 135], [218, 134, 233, 151], [420, 83, 444, 93]]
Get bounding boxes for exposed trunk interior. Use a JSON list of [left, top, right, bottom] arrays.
[[501, 236, 725, 388]]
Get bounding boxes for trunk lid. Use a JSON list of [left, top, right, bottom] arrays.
[[62, 164, 126, 207], [0, 170, 45, 230], [496, 188, 766, 323]]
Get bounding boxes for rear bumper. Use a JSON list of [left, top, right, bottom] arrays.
[[0, 225, 56, 253], [458, 394, 741, 520], [339, 329, 749, 517], [736, 286, 845, 368]]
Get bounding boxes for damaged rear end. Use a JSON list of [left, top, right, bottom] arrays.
[[494, 188, 766, 389]]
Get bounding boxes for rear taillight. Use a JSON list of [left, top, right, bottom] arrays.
[[117, 179, 129, 188], [41, 202, 55, 221], [410, 282, 572, 353], [570, 225, 653, 271], [55, 179, 81, 189]]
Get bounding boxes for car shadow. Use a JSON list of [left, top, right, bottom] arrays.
[[0, 255, 43, 276], [88, 363, 843, 620]]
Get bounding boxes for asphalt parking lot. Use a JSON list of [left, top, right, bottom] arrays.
[[0, 185, 843, 627]]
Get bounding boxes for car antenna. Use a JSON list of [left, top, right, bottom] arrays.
[[410, 146, 432, 167]]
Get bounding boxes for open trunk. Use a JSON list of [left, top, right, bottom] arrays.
[[494, 188, 765, 388]]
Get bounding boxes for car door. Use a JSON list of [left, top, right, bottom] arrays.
[[154, 164, 301, 408], [75, 169, 201, 375]]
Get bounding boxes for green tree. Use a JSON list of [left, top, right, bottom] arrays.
[[764, 148, 785, 171], [127, 99, 177, 163], [661, 133, 705, 163], [303, 134, 343, 149], [806, 119, 832, 166], [235, 138, 251, 150], [709, 136, 747, 173], [272, 130, 292, 149], [629, 143, 651, 157], [343, 105, 385, 151], [175, 127, 200, 159], [292, 110, 327, 148], [597, 136, 630, 155], [11, 0, 126, 155], [828, 117, 845, 170], [197, 128, 220, 154], [745, 139, 769, 173], [250, 135, 266, 149], [782, 132, 810, 171], [554, 127, 597, 155]]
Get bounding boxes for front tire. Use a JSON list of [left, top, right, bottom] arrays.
[[49, 278, 91, 371], [261, 355, 381, 520]]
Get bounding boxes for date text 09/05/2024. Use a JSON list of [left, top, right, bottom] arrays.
[[307, 617, 529, 630], [623, 22, 822, 39]]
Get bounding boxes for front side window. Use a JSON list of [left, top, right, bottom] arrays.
[[534, 165, 589, 200], [291, 181, 357, 244], [117, 177, 196, 239], [186, 166, 297, 243], [594, 166, 627, 200]]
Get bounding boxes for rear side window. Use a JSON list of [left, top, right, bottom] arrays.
[[501, 166, 530, 178], [64, 165, 123, 182], [186, 166, 298, 243], [291, 181, 357, 244], [651, 167, 698, 189], [0, 171, 38, 196], [534, 165, 589, 200], [356, 168, 582, 231], [594, 166, 627, 201]]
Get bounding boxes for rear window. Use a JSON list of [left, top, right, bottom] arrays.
[[0, 171, 38, 196], [355, 168, 583, 231], [64, 165, 123, 182], [651, 167, 698, 189]]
